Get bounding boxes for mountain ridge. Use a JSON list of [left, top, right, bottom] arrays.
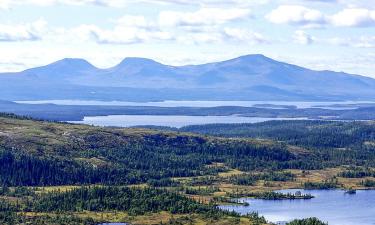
[[5, 54, 357, 75], [0, 54, 374, 101]]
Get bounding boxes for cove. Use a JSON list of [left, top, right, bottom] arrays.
[[219, 189, 375, 225]]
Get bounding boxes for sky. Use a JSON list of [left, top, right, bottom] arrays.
[[0, 0, 375, 78]]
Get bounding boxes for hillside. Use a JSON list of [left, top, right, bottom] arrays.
[[0, 113, 300, 186], [1, 114, 375, 187], [0, 114, 373, 224], [180, 120, 375, 148], [1, 55, 375, 101]]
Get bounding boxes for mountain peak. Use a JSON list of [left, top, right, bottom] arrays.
[[22, 58, 97, 76], [51, 58, 96, 70], [117, 57, 161, 67], [2, 54, 375, 100], [232, 54, 277, 63], [110, 57, 169, 75]]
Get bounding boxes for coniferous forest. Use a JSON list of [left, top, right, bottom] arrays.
[[0, 113, 373, 224]]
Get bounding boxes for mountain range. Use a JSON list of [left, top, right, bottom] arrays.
[[1, 54, 375, 101]]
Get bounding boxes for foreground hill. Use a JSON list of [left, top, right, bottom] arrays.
[[0, 114, 372, 224], [1, 54, 375, 101], [0, 113, 300, 186], [0, 113, 374, 187]]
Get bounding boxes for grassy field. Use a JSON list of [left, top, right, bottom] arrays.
[[4, 165, 372, 224], [22, 211, 264, 225], [172, 166, 375, 197], [25, 165, 375, 203]]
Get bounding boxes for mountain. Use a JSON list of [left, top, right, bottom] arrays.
[[0, 54, 374, 101]]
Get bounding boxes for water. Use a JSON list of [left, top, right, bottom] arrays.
[[69, 115, 307, 128], [219, 189, 375, 225], [15, 100, 375, 109], [99, 223, 129, 225]]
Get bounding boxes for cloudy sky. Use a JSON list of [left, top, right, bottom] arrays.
[[0, 0, 375, 77]]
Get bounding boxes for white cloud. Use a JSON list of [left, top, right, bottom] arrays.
[[0, 0, 11, 9], [145, 0, 268, 7], [222, 28, 266, 44], [293, 30, 314, 44], [45, 10, 264, 46], [0, 0, 268, 9], [74, 16, 172, 45], [354, 36, 375, 48], [115, 15, 153, 28], [330, 8, 375, 27], [267, 5, 375, 28], [3, 0, 374, 11], [0, 19, 47, 42], [266, 5, 326, 27], [159, 8, 251, 27], [0, 0, 128, 8], [176, 27, 267, 45], [335, 0, 375, 9], [327, 36, 375, 48]]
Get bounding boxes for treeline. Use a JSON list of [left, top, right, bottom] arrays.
[[33, 186, 234, 217], [180, 120, 375, 149], [228, 171, 295, 185], [0, 186, 243, 224], [360, 179, 375, 187], [0, 150, 135, 186], [287, 217, 328, 225], [303, 179, 339, 189], [0, 212, 95, 225], [0, 186, 35, 197], [180, 120, 375, 169], [182, 186, 220, 196], [0, 186, 241, 220], [339, 167, 375, 178]]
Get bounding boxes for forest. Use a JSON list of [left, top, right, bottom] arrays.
[[0, 114, 374, 187], [0, 185, 329, 225], [0, 114, 374, 224]]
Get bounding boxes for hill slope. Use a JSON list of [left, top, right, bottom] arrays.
[[0, 114, 374, 187], [0, 114, 299, 186], [0, 54, 374, 101]]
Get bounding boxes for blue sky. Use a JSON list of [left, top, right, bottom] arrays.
[[0, 0, 375, 78]]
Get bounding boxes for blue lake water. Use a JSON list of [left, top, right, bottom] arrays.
[[99, 223, 129, 225], [219, 189, 375, 225], [15, 100, 375, 109], [69, 115, 307, 128]]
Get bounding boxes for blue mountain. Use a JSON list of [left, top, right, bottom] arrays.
[[0, 54, 374, 101]]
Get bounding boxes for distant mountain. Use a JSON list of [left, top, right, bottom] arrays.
[[0, 54, 374, 101]]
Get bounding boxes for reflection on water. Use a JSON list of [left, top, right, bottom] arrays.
[[219, 189, 375, 225]]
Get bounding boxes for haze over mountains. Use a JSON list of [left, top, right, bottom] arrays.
[[1, 54, 375, 101]]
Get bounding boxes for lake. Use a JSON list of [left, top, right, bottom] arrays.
[[219, 189, 375, 225], [15, 100, 375, 109], [99, 223, 129, 225], [69, 115, 307, 128]]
